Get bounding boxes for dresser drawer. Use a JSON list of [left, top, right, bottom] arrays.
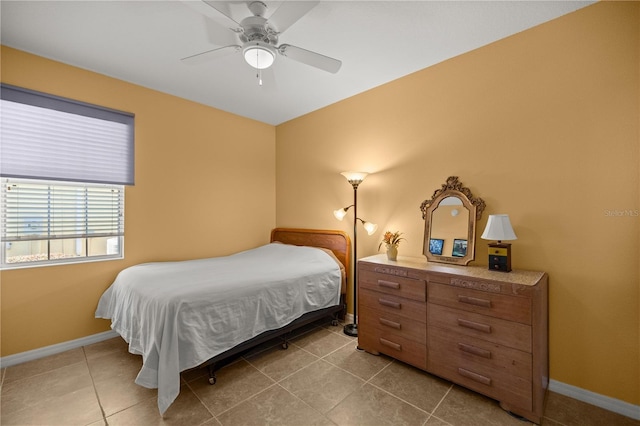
[[359, 305, 426, 344], [427, 345, 532, 411], [428, 282, 531, 324], [428, 326, 532, 410], [358, 325, 427, 370], [359, 269, 426, 301], [359, 289, 427, 322], [428, 304, 532, 352], [427, 326, 531, 381]]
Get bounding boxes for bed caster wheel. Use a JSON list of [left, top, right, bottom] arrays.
[[331, 319, 339, 326], [208, 376, 216, 385], [281, 342, 289, 350]]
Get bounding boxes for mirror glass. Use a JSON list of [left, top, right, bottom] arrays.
[[420, 177, 485, 266], [430, 197, 470, 257]]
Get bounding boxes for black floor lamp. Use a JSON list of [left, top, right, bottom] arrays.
[[333, 171, 377, 337]]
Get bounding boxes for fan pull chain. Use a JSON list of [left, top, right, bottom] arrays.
[[254, 48, 263, 86]]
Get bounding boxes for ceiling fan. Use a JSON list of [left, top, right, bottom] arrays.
[[181, 1, 342, 79]]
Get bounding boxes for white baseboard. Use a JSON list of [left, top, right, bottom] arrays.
[[2, 330, 638, 421], [549, 379, 640, 420], [0, 330, 119, 368]]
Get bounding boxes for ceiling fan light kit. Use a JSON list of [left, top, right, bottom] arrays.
[[243, 41, 275, 69]]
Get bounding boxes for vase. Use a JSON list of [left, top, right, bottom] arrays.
[[386, 244, 398, 261]]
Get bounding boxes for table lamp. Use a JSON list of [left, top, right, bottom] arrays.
[[481, 214, 517, 272]]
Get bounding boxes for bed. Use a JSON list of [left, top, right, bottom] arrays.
[[95, 228, 350, 415]]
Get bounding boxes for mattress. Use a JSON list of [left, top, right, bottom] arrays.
[[95, 242, 343, 414]]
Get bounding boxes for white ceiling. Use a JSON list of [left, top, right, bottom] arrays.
[[1, 1, 593, 125]]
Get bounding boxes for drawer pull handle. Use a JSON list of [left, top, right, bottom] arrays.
[[378, 280, 400, 289], [458, 368, 492, 386], [458, 343, 492, 359], [379, 318, 401, 329], [458, 295, 491, 308], [378, 298, 401, 309], [379, 338, 402, 351], [457, 318, 492, 334]]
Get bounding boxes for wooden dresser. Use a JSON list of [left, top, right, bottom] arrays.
[[358, 254, 548, 424]]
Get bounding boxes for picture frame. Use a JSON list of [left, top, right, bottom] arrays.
[[429, 238, 444, 255], [452, 239, 467, 257]]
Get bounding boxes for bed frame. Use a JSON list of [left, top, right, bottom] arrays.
[[200, 228, 351, 384]]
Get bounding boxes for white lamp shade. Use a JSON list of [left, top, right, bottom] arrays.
[[333, 208, 348, 221], [340, 171, 368, 185], [481, 214, 518, 241], [363, 221, 378, 235], [243, 42, 275, 69]]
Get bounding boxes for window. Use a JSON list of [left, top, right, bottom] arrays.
[[0, 84, 134, 269], [1, 179, 124, 267]]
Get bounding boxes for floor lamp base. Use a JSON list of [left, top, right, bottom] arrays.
[[343, 323, 358, 337]]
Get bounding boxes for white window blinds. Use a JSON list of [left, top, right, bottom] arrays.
[[2, 179, 124, 243], [0, 84, 134, 185]]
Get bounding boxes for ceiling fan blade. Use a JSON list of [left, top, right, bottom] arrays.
[[180, 1, 239, 28], [181, 45, 241, 64], [201, 0, 242, 28], [279, 44, 342, 74], [202, 16, 240, 47], [267, 1, 319, 34]]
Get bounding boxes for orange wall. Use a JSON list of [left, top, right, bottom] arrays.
[[0, 46, 276, 355], [276, 2, 639, 405]]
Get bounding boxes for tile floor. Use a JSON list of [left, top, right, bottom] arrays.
[[1, 319, 638, 426]]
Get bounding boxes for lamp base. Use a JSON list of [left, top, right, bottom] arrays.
[[488, 243, 512, 272], [343, 323, 358, 337]]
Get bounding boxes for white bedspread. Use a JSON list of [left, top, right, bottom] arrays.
[[95, 243, 342, 414]]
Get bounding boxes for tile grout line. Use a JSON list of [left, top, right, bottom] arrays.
[[261, 325, 356, 381], [291, 333, 354, 360], [211, 361, 278, 418], [243, 342, 321, 383], [214, 381, 281, 419], [362, 359, 436, 419], [426, 383, 454, 425], [363, 357, 394, 385], [82, 346, 109, 426], [320, 339, 391, 384], [272, 381, 338, 425], [183, 379, 220, 425], [365, 379, 433, 419], [318, 341, 441, 420]]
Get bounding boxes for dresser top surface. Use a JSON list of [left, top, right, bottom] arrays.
[[359, 254, 546, 287]]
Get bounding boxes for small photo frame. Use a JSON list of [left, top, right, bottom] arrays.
[[452, 239, 467, 257], [429, 238, 444, 255]]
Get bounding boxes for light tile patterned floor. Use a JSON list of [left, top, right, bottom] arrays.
[[1, 319, 638, 426]]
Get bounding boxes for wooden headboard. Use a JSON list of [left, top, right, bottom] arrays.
[[270, 228, 351, 292]]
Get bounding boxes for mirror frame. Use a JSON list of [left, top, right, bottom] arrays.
[[420, 176, 486, 266]]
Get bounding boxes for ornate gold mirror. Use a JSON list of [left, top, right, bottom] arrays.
[[420, 176, 485, 265]]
